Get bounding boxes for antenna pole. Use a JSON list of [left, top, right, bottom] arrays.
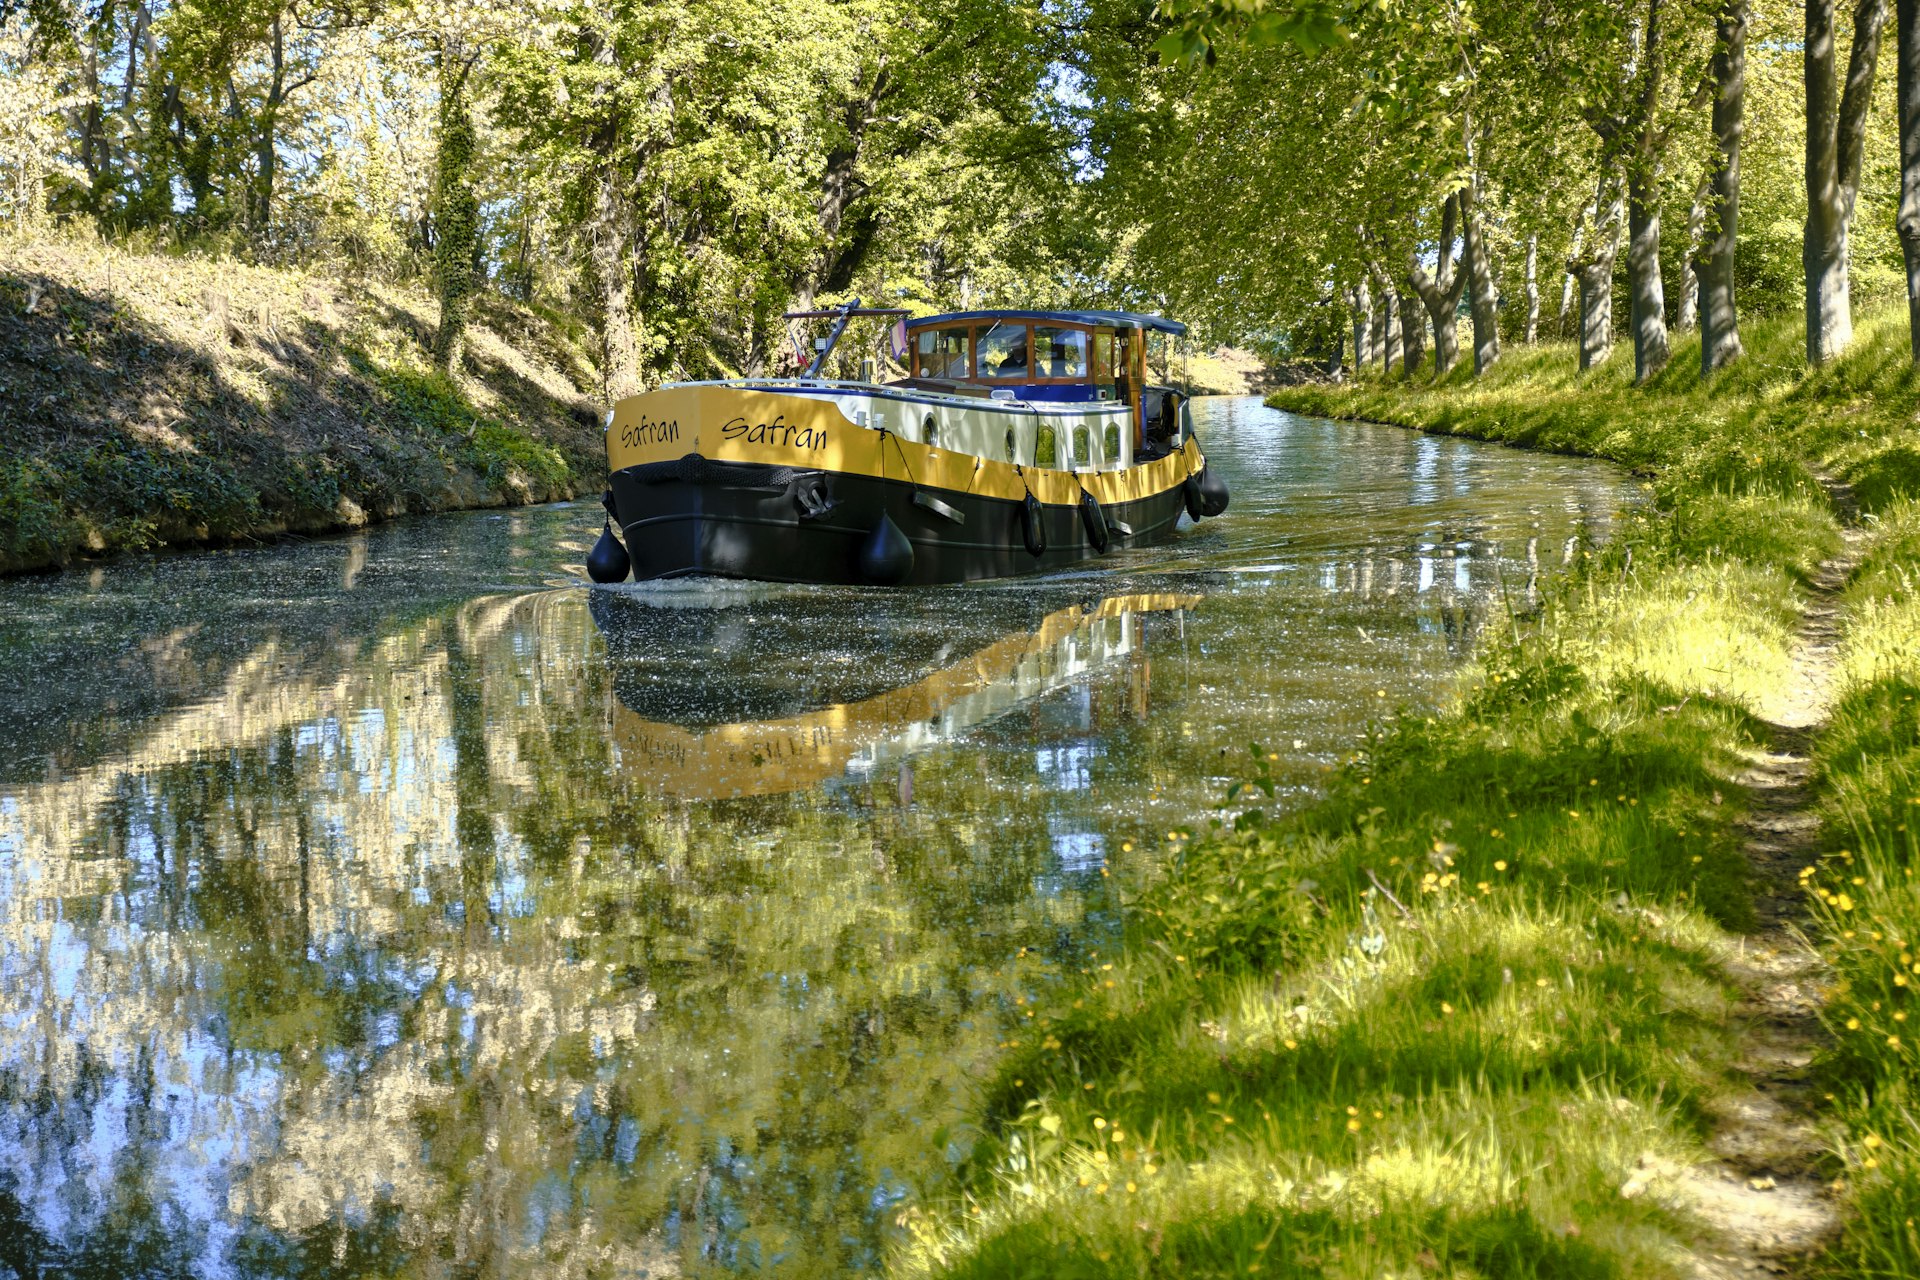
[[806, 296, 863, 378]]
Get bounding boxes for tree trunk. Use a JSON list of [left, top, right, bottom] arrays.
[[253, 16, 290, 237], [432, 47, 481, 374], [588, 161, 642, 400], [1559, 209, 1585, 337], [1805, 0, 1888, 364], [1572, 171, 1626, 370], [1524, 234, 1540, 344], [1408, 192, 1467, 377], [1461, 181, 1501, 374], [1625, 166, 1669, 381], [1371, 265, 1403, 373], [1677, 173, 1709, 331], [1350, 279, 1373, 371], [1898, 0, 1920, 359], [1398, 291, 1426, 375], [1701, 0, 1749, 372], [804, 69, 891, 307]]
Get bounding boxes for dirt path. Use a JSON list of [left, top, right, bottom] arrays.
[[1674, 481, 1866, 1277]]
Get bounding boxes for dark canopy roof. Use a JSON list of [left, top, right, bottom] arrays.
[[905, 308, 1187, 337]]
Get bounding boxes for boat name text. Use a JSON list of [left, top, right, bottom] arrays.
[[722, 415, 827, 452], [620, 416, 681, 449]]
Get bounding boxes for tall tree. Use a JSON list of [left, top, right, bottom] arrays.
[[1804, 0, 1887, 364], [431, 40, 480, 373], [1370, 262, 1403, 373], [1407, 192, 1467, 377], [1523, 233, 1540, 343], [1898, 0, 1920, 359], [1569, 169, 1625, 369], [1697, 0, 1747, 373], [1350, 275, 1374, 370], [1460, 168, 1500, 374]]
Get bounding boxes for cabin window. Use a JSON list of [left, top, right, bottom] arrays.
[[1034, 326, 1089, 379], [1035, 425, 1058, 468], [978, 323, 1031, 379], [1090, 331, 1116, 382], [1073, 425, 1092, 467], [1104, 424, 1122, 466], [924, 413, 939, 448], [1004, 428, 1017, 462], [915, 326, 973, 379]]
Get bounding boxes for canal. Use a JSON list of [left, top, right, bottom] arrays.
[[0, 400, 1637, 1276]]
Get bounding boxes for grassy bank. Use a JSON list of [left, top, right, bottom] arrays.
[[1806, 498, 1920, 1277], [886, 313, 1920, 1276], [1265, 308, 1920, 517], [0, 234, 604, 574]]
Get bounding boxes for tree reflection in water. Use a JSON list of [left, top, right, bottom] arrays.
[[0, 402, 1636, 1276]]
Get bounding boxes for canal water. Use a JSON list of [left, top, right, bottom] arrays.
[[0, 400, 1636, 1276]]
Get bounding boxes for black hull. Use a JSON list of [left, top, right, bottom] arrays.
[[607, 455, 1189, 585]]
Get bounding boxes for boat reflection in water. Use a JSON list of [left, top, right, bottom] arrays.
[[591, 588, 1202, 800]]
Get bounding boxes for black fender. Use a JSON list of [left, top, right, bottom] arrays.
[[1020, 492, 1047, 557], [859, 513, 915, 585], [1197, 464, 1230, 517], [1079, 490, 1111, 553], [587, 519, 631, 583]]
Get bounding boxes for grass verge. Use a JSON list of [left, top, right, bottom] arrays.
[[1806, 498, 1920, 1277], [0, 234, 603, 574], [888, 315, 1897, 1277]]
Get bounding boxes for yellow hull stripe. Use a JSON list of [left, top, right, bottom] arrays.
[[606, 386, 1201, 508]]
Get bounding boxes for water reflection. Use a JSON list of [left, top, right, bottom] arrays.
[[598, 592, 1198, 799], [0, 400, 1639, 1276]]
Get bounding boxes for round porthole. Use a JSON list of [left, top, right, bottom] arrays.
[[1005, 428, 1017, 461], [924, 413, 938, 448]]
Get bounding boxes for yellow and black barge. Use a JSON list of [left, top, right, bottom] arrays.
[[586, 303, 1228, 586]]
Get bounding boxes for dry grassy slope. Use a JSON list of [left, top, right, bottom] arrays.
[[0, 236, 606, 574]]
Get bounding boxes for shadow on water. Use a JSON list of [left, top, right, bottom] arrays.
[[0, 399, 1638, 1276]]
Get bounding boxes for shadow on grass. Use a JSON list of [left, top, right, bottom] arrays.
[[0, 264, 594, 572]]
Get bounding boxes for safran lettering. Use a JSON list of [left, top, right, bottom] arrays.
[[721, 415, 828, 451], [620, 416, 680, 449]]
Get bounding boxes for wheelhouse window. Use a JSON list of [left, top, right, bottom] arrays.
[[1034, 326, 1089, 379], [978, 323, 1031, 379], [1090, 331, 1116, 382], [915, 326, 973, 379]]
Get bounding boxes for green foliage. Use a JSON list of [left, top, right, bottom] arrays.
[[0, 450, 70, 570]]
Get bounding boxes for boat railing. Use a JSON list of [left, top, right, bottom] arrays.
[[659, 377, 1030, 412]]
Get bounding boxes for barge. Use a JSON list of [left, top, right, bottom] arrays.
[[586, 300, 1228, 586]]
